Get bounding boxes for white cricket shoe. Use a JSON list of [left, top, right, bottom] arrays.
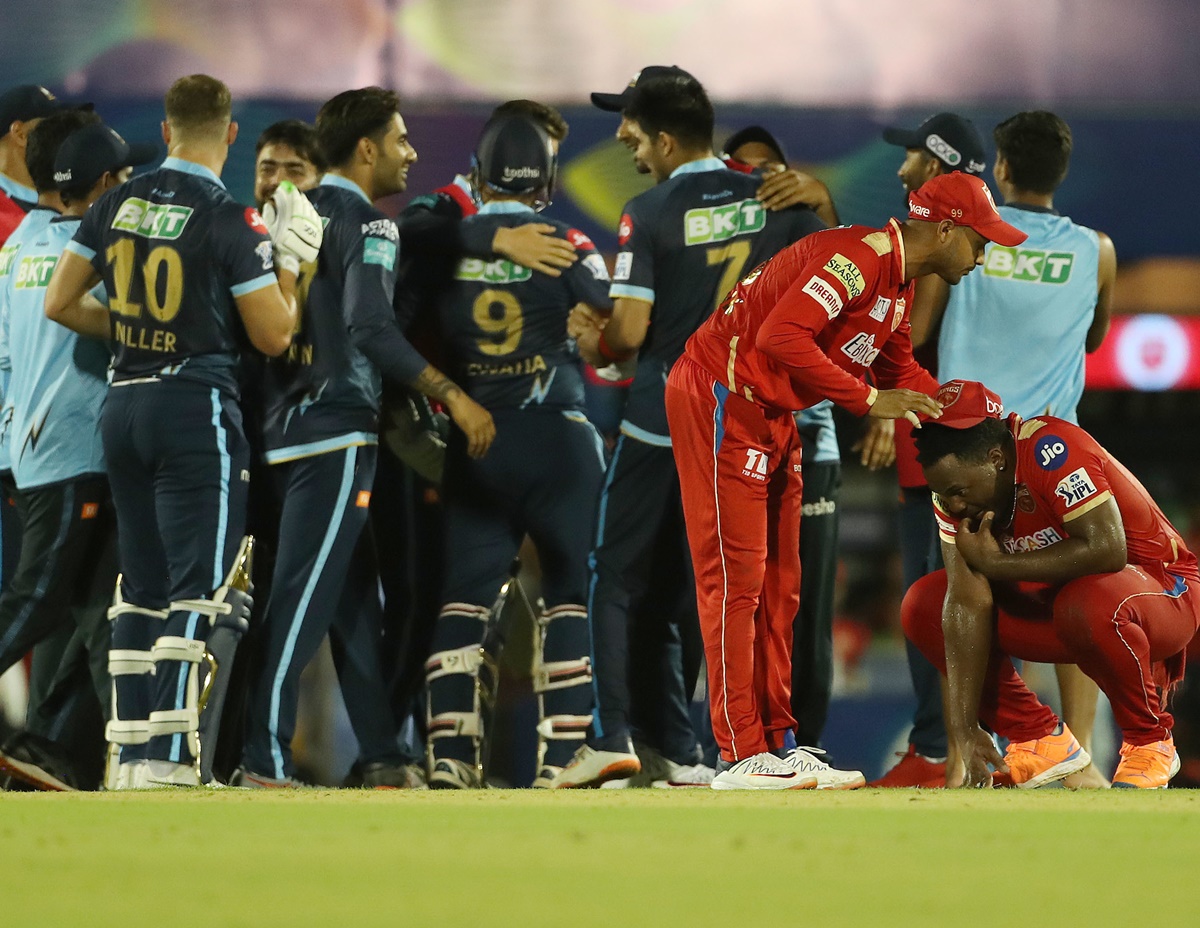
[[711, 751, 816, 790], [652, 762, 716, 788], [113, 760, 148, 790], [143, 759, 200, 788], [782, 747, 866, 790], [428, 757, 483, 790], [549, 744, 640, 788]]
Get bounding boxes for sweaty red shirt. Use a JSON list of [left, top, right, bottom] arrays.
[[683, 219, 938, 416], [933, 414, 1198, 584], [0, 190, 29, 244]]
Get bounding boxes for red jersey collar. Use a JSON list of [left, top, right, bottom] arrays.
[[886, 218, 906, 281]]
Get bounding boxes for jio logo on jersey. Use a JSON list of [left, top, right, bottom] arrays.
[[1035, 434, 1067, 470]]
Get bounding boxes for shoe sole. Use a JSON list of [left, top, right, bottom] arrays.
[[815, 774, 867, 790], [0, 753, 76, 792], [554, 757, 641, 789], [1016, 748, 1092, 789], [711, 775, 818, 791]]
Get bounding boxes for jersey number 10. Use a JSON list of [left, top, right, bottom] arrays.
[[105, 237, 184, 322]]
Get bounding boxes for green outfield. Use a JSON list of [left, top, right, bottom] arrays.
[[5, 789, 1197, 926]]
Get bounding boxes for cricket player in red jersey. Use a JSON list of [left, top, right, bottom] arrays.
[[904, 380, 1199, 789], [666, 172, 1028, 789]]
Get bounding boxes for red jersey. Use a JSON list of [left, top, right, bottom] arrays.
[[683, 219, 937, 416], [0, 190, 29, 244], [934, 414, 1198, 584]]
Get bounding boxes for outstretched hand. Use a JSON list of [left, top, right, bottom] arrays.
[[867, 388, 941, 427]]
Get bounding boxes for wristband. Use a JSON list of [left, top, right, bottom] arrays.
[[597, 329, 625, 364], [865, 386, 879, 409], [275, 253, 301, 276]]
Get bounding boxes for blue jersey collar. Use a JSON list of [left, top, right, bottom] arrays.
[[669, 156, 726, 180], [161, 157, 225, 189], [1007, 202, 1059, 217], [0, 172, 37, 204], [320, 173, 371, 203], [477, 200, 536, 216]]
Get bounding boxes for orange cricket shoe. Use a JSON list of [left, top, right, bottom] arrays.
[[1004, 724, 1091, 789], [1112, 737, 1181, 789], [869, 745, 946, 788]]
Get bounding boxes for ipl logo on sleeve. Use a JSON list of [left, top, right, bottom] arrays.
[[1055, 467, 1098, 506]]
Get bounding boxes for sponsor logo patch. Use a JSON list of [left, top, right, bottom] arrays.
[[582, 253, 610, 281], [111, 198, 194, 240], [360, 219, 399, 241], [869, 296, 891, 322], [925, 133, 961, 166], [683, 198, 765, 245], [254, 240, 273, 270], [356, 490, 372, 508], [1055, 467, 1099, 507], [742, 448, 769, 481], [14, 255, 57, 289], [617, 213, 633, 245], [363, 237, 397, 270], [891, 297, 906, 331], [801, 276, 843, 319], [1035, 434, 1068, 470], [840, 331, 880, 367], [454, 257, 531, 284], [984, 247, 1074, 284], [567, 228, 594, 250], [613, 252, 633, 282], [822, 253, 865, 299], [245, 207, 269, 235], [80, 502, 99, 520], [1004, 526, 1063, 553]]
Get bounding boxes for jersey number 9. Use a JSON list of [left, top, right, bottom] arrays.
[[472, 289, 524, 356]]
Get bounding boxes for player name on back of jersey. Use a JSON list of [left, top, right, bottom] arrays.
[[113, 319, 177, 354], [467, 354, 548, 378], [684, 198, 765, 245]]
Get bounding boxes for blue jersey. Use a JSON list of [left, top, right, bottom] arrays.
[[794, 401, 839, 466], [262, 175, 428, 463], [0, 212, 108, 489], [938, 204, 1101, 423], [610, 157, 824, 445], [68, 157, 277, 395], [437, 202, 612, 412]]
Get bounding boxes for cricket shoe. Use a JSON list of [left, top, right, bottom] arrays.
[[143, 760, 201, 789], [230, 767, 305, 789], [428, 757, 483, 790], [1004, 724, 1091, 789], [550, 744, 641, 788], [711, 752, 817, 790], [1112, 737, 1182, 789], [869, 745, 947, 788], [651, 762, 715, 788], [359, 761, 426, 790], [625, 743, 712, 788], [0, 737, 80, 791], [531, 765, 562, 789], [781, 747, 866, 790]]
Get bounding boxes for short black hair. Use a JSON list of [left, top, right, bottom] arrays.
[[256, 119, 326, 172], [624, 75, 714, 151], [315, 87, 401, 168], [491, 100, 568, 142], [914, 419, 1011, 468], [993, 111, 1072, 195], [26, 109, 101, 193]]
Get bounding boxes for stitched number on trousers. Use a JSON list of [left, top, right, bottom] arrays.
[[473, 289, 524, 356], [706, 240, 751, 311], [105, 238, 185, 323]]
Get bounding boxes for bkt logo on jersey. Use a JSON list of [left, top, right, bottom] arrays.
[[13, 255, 58, 290], [683, 199, 765, 245], [743, 448, 769, 481], [984, 247, 1074, 284], [840, 331, 880, 367], [112, 198, 194, 240], [0, 244, 17, 276], [455, 257, 532, 284]]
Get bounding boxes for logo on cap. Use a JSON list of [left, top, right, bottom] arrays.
[[500, 165, 541, 183], [53, 169, 72, 182], [925, 133, 961, 166]]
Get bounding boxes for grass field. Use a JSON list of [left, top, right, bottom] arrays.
[[5, 788, 1198, 927]]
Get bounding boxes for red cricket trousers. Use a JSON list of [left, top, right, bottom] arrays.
[[665, 356, 801, 761], [902, 565, 1200, 745]]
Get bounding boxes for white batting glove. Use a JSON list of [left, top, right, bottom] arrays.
[[263, 180, 323, 274]]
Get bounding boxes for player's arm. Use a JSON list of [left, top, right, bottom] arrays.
[[1085, 232, 1117, 353], [941, 534, 1009, 788], [576, 202, 652, 366], [235, 268, 298, 357], [756, 166, 840, 227], [908, 274, 950, 349], [575, 296, 648, 368], [954, 500, 1126, 585], [44, 250, 110, 339]]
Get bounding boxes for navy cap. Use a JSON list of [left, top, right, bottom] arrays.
[[0, 85, 87, 137], [883, 112, 986, 175], [475, 114, 556, 195], [53, 123, 158, 193], [591, 65, 694, 112], [723, 125, 787, 166]]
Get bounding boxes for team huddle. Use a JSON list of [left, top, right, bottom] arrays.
[[0, 64, 1191, 793]]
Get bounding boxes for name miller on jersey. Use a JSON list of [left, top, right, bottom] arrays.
[[113, 319, 177, 354]]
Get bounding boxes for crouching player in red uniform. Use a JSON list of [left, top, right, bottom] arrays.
[[905, 380, 1199, 788], [666, 172, 1028, 789]]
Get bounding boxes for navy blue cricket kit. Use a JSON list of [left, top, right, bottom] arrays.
[[242, 175, 426, 780], [69, 157, 275, 768], [590, 158, 825, 756], [425, 201, 611, 780]]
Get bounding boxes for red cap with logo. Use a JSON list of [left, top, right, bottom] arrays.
[[923, 380, 1005, 428], [908, 173, 1028, 247]]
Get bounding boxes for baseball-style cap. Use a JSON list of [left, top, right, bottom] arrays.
[[722, 125, 787, 165], [883, 112, 986, 175], [591, 65, 693, 111], [53, 122, 158, 193], [474, 113, 555, 194], [908, 172, 1028, 247], [925, 380, 1004, 428], [0, 85, 88, 137]]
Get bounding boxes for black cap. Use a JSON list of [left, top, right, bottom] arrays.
[[722, 125, 787, 165], [474, 114, 555, 194], [53, 123, 158, 193], [590, 65, 694, 112], [0, 85, 87, 137], [882, 112, 986, 174]]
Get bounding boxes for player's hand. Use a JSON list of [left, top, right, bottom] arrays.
[[954, 727, 1008, 788], [574, 324, 605, 368], [568, 305, 606, 340], [263, 180, 323, 274], [494, 224, 577, 277], [756, 166, 837, 224], [445, 392, 496, 458], [851, 417, 895, 470], [955, 511, 1003, 575], [867, 388, 941, 427]]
